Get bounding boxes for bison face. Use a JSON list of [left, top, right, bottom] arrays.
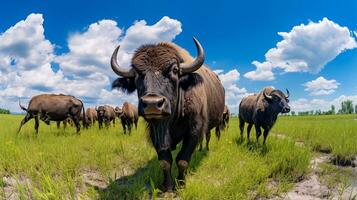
[[264, 89, 291, 114], [114, 106, 123, 117], [111, 38, 205, 122], [96, 106, 106, 118]]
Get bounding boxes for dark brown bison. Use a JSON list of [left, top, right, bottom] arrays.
[[239, 87, 290, 144], [86, 107, 98, 126], [115, 102, 138, 135], [96, 105, 116, 129], [199, 104, 230, 151], [18, 94, 86, 134], [111, 37, 225, 191]]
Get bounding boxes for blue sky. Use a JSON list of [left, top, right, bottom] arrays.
[[0, 0, 356, 113]]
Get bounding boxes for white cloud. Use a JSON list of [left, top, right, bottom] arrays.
[[244, 61, 275, 81], [244, 18, 356, 80], [303, 76, 340, 96], [0, 14, 183, 113], [290, 95, 357, 112], [215, 69, 250, 112], [0, 13, 54, 72]]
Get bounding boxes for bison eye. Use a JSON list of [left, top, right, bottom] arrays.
[[172, 65, 179, 75]]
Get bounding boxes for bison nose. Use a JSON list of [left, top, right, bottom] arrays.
[[140, 95, 169, 117], [283, 106, 291, 113]]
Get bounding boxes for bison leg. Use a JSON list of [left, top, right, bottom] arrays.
[[263, 128, 270, 145], [72, 116, 81, 134], [176, 129, 201, 185], [247, 124, 253, 142], [215, 125, 221, 140], [239, 117, 245, 141], [34, 115, 40, 134], [63, 120, 67, 130], [128, 122, 132, 135], [255, 125, 262, 143], [205, 130, 211, 151], [112, 118, 115, 127], [56, 121, 61, 129], [98, 120, 103, 129], [134, 119, 138, 129], [17, 113, 33, 134], [121, 119, 126, 134], [157, 150, 174, 192]]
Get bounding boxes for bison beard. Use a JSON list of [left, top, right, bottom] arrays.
[[148, 120, 172, 151]]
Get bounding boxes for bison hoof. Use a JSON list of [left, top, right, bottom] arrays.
[[177, 160, 188, 170], [159, 160, 171, 171]]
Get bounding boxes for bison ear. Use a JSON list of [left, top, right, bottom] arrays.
[[179, 73, 203, 91], [112, 77, 136, 94]]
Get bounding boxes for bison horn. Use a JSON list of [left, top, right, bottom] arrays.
[[285, 89, 290, 98], [180, 37, 205, 74], [263, 91, 273, 100], [111, 45, 136, 78]]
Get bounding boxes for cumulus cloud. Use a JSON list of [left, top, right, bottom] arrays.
[[244, 18, 356, 80], [303, 76, 340, 96], [214, 69, 250, 112], [0, 14, 183, 112]]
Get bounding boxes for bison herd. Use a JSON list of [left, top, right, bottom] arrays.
[[16, 37, 290, 192], [18, 94, 139, 135]]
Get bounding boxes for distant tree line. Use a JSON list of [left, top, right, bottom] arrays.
[[0, 108, 10, 114], [289, 100, 356, 116]]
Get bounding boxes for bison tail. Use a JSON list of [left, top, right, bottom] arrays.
[[78, 99, 87, 129], [18, 99, 27, 112]]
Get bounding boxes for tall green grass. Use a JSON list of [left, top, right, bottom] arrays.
[[0, 114, 311, 199], [273, 115, 357, 163]]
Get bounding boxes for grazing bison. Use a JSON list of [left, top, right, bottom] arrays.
[[111, 37, 225, 191], [96, 105, 116, 129], [239, 87, 290, 144], [115, 102, 138, 135], [86, 107, 98, 126], [18, 94, 86, 134], [199, 104, 230, 151]]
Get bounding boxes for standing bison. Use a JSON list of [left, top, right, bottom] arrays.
[[111, 37, 225, 191], [115, 102, 138, 135], [18, 94, 86, 134], [96, 105, 116, 129], [239, 87, 290, 144], [86, 107, 98, 127]]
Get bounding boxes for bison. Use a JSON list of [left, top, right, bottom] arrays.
[[115, 102, 138, 135], [111, 37, 225, 191], [239, 87, 290, 144], [86, 107, 98, 127], [18, 94, 86, 134], [96, 105, 116, 129], [199, 104, 230, 151]]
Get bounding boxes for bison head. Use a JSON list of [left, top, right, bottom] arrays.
[[111, 37, 205, 122], [96, 106, 106, 118], [114, 106, 123, 117], [263, 89, 291, 114]]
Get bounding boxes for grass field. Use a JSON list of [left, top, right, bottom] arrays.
[[0, 114, 355, 199]]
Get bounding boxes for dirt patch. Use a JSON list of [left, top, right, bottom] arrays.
[[2, 176, 32, 200], [81, 168, 108, 189]]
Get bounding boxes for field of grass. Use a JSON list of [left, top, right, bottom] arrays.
[[273, 114, 357, 164], [4, 114, 355, 199]]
